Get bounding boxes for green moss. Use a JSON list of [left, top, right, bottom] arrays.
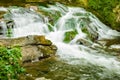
[[6, 28, 12, 37], [63, 30, 78, 43]]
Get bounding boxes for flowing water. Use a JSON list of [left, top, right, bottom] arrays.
[[1, 3, 120, 80]]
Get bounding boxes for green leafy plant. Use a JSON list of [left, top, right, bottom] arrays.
[[0, 46, 25, 80]]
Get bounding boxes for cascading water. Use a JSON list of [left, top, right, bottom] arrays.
[[2, 3, 120, 79]]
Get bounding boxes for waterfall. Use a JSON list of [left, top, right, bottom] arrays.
[[2, 3, 120, 77]]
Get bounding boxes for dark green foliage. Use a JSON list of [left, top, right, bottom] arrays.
[[88, 0, 120, 31], [0, 46, 25, 80]]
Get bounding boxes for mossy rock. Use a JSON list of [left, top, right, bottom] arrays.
[[0, 11, 6, 19], [34, 35, 52, 46], [63, 30, 78, 43], [38, 45, 57, 57]]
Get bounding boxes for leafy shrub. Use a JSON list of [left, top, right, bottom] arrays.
[[88, 0, 120, 31], [0, 46, 25, 80]]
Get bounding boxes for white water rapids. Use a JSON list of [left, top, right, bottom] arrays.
[[1, 3, 120, 77]]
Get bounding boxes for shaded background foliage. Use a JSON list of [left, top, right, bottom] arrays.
[[87, 0, 120, 31]]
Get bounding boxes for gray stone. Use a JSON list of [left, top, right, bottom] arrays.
[[0, 35, 57, 62]]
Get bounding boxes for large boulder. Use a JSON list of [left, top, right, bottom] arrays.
[[0, 35, 52, 46], [0, 35, 57, 62]]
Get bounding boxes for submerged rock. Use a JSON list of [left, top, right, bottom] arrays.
[[0, 35, 57, 62]]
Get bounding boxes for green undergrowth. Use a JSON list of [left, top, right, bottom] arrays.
[[87, 0, 120, 31], [0, 46, 25, 80]]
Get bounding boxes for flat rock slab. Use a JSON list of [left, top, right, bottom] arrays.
[[0, 35, 57, 62]]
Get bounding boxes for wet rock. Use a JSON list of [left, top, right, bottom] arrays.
[[21, 45, 40, 61], [0, 23, 4, 35], [34, 35, 52, 46], [35, 77, 51, 80], [76, 38, 93, 46], [0, 35, 52, 46], [0, 11, 6, 18], [0, 35, 57, 62], [25, 0, 47, 3], [38, 45, 57, 57], [97, 38, 120, 47]]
